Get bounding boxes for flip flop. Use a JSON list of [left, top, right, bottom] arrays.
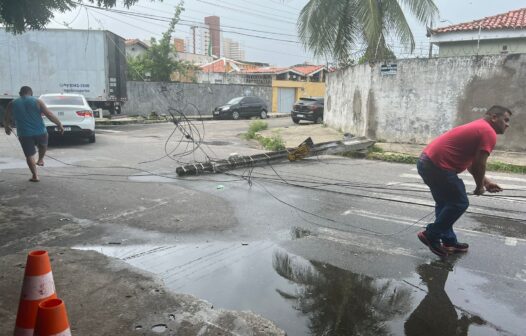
[[29, 178, 40, 182], [36, 162, 44, 166]]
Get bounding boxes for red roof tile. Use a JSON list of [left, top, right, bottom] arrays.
[[125, 39, 149, 49], [201, 59, 228, 73], [241, 67, 288, 74], [434, 8, 526, 33], [291, 65, 325, 76]]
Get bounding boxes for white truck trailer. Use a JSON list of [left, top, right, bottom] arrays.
[[0, 29, 127, 118]]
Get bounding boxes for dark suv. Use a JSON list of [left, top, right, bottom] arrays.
[[213, 96, 268, 120], [291, 97, 324, 124]]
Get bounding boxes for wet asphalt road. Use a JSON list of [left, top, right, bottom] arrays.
[[1, 118, 525, 336]]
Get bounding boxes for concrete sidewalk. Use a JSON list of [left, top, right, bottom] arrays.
[[259, 124, 526, 167]]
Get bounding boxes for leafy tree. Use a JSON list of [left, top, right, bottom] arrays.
[[127, 2, 198, 82], [297, 0, 438, 65], [0, 0, 158, 34]]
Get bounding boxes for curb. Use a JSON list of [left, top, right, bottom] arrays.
[[95, 113, 290, 126]]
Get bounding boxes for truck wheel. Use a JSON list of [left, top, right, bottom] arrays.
[[88, 134, 96, 143], [292, 118, 300, 124], [260, 110, 267, 119], [232, 111, 240, 120]]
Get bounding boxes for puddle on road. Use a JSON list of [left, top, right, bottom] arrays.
[[151, 324, 167, 333], [75, 241, 525, 336], [129, 174, 178, 183]]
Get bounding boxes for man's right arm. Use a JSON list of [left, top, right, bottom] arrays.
[[4, 102, 12, 135], [38, 99, 64, 134], [467, 150, 504, 195]]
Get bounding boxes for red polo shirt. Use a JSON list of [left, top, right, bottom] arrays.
[[423, 119, 496, 173]]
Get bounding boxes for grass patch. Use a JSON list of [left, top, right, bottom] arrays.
[[339, 144, 385, 159], [244, 120, 268, 140], [341, 147, 526, 174], [241, 121, 285, 151], [367, 152, 418, 164], [257, 132, 286, 151], [487, 161, 526, 174]]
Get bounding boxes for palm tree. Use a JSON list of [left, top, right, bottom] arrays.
[[273, 251, 412, 335], [297, 0, 438, 64]]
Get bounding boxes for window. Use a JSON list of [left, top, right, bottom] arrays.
[[227, 97, 243, 105]]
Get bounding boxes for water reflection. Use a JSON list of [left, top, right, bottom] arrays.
[[273, 251, 412, 335], [405, 255, 485, 336]]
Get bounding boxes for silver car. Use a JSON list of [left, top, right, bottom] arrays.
[[39, 93, 96, 143]]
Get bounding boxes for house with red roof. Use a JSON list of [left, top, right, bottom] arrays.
[[125, 39, 150, 59], [198, 60, 328, 112], [430, 8, 526, 57], [241, 64, 327, 112]]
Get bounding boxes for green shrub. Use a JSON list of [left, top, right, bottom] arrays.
[[258, 133, 285, 151], [244, 120, 268, 139], [369, 145, 384, 153]]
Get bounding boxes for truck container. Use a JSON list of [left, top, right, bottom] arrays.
[[0, 28, 127, 119]]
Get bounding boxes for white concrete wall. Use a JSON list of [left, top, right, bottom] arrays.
[[326, 54, 526, 151], [123, 81, 272, 117]]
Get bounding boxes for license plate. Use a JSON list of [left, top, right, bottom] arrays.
[[296, 114, 305, 118], [56, 127, 71, 131], [213, 111, 219, 115]]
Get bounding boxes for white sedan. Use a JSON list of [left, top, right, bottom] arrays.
[[39, 93, 96, 143]]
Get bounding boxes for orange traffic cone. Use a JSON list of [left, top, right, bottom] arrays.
[[14, 250, 57, 336], [34, 298, 71, 336]]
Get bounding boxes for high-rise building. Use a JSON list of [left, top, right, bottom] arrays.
[[223, 37, 245, 61], [173, 38, 185, 53], [204, 16, 220, 57], [188, 24, 210, 55]]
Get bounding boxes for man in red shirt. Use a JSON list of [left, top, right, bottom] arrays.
[[417, 105, 512, 257]]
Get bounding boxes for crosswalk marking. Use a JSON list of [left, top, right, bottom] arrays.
[[409, 168, 526, 183], [400, 173, 526, 190]]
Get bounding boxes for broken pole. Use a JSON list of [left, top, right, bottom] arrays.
[[176, 137, 375, 176]]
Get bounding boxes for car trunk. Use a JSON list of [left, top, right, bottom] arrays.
[[293, 99, 317, 112], [43, 105, 89, 126]]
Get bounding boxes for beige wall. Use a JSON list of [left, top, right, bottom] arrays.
[[271, 80, 325, 112], [438, 39, 526, 57]]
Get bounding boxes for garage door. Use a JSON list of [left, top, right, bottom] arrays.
[[277, 88, 296, 113]]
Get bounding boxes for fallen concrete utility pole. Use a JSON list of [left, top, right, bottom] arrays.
[[176, 137, 375, 176]]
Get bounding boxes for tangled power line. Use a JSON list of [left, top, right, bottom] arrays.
[[6, 89, 525, 239]]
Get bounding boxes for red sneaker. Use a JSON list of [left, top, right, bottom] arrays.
[[443, 242, 469, 253], [417, 231, 448, 258]]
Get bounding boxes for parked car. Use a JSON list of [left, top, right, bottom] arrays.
[[40, 93, 96, 143], [291, 97, 324, 124], [213, 96, 268, 120]]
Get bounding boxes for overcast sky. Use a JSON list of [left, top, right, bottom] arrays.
[[48, 0, 526, 66]]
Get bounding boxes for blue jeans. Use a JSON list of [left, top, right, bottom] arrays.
[[417, 155, 469, 244]]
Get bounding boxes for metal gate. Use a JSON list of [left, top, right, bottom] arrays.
[[277, 88, 296, 113]]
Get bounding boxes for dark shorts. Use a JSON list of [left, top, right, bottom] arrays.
[[18, 133, 48, 157]]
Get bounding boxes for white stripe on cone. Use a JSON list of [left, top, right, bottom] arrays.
[[20, 272, 56, 301], [35, 328, 72, 336]]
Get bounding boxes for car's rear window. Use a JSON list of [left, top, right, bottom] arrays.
[[297, 98, 319, 104], [227, 97, 243, 105], [41, 96, 84, 106]]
